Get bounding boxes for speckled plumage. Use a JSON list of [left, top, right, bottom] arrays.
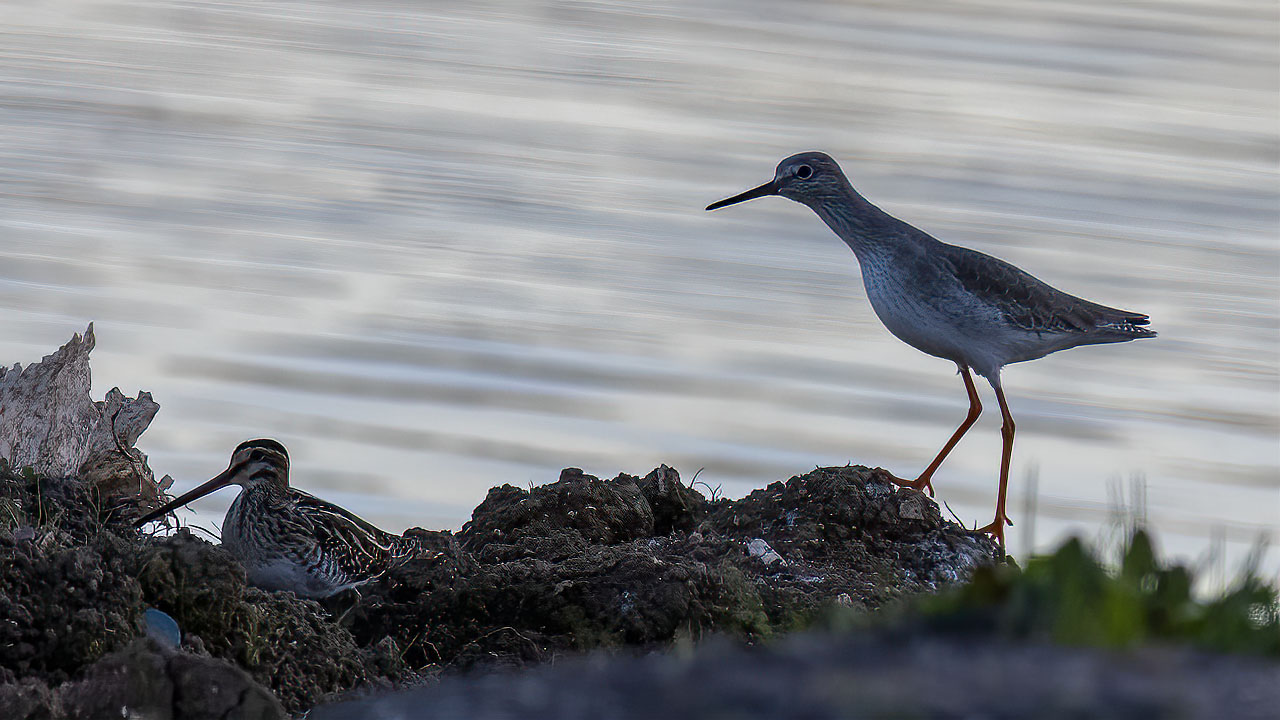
[[707, 152, 1155, 544], [137, 439, 420, 598]]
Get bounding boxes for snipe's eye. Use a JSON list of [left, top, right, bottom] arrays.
[[795, 165, 813, 179]]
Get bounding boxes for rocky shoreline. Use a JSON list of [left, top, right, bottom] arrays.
[[2, 329, 1274, 720], [0, 455, 1000, 718]]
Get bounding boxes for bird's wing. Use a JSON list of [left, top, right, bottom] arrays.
[[279, 490, 417, 580], [939, 244, 1153, 336]]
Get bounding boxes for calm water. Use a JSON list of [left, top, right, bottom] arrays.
[[0, 1, 1276, 578]]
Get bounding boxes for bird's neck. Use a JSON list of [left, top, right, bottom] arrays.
[[237, 476, 290, 511], [805, 183, 904, 260], [224, 480, 287, 545], [254, 478, 290, 503]]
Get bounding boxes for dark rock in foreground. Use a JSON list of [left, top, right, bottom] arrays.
[[0, 638, 285, 720], [57, 639, 283, 720], [310, 631, 1280, 720]]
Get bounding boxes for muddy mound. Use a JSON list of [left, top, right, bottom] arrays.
[[707, 466, 995, 619], [356, 529, 769, 671], [461, 468, 656, 557], [0, 458, 1001, 716], [352, 465, 998, 673], [0, 473, 145, 686]]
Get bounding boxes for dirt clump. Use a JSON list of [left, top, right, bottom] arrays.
[[706, 466, 996, 623], [352, 464, 997, 673], [0, 472, 145, 686], [459, 468, 656, 560], [3, 638, 285, 720]]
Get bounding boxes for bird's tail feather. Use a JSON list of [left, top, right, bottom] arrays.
[[1088, 309, 1157, 342]]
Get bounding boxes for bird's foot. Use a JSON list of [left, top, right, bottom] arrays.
[[881, 470, 935, 498], [975, 514, 1013, 546], [327, 587, 364, 625]]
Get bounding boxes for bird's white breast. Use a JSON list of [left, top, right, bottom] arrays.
[[244, 558, 354, 598], [858, 255, 1007, 378]]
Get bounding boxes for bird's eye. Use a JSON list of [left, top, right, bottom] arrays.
[[795, 165, 813, 179]]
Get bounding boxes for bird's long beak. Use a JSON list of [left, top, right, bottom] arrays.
[[706, 180, 778, 211], [135, 466, 236, 527]]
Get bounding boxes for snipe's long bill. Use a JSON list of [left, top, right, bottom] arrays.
[[136, 439, 420, 598], [707, 152, 1156, 545]]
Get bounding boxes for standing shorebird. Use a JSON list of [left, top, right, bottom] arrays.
[[135, 439, 420, 598], [706, 152, 1155, 545]]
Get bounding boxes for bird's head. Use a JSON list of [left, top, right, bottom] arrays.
[[706, 152, 848, 211], [134, 438, 290, 527], [227, 438, 290, 490]]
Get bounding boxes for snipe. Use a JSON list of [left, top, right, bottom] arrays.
[[136, 439, 421, 598]]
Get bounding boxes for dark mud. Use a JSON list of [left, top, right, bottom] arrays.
[[350, 465, 995, 672], [0, 461, 1000, 717]]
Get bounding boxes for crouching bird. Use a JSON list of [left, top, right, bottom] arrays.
[[135, 439, 420, 598]]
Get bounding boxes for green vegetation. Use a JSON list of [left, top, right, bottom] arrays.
[[910, 531, 1278, 656]]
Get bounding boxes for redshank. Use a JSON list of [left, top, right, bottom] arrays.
[[706, 152, 1156, 545], [135, 439, 420, 598]]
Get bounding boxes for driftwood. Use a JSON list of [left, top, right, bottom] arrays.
[[0, 324, 168, 501]]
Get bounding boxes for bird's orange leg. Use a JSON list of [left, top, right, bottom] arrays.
[[976, 384, 1016, 545], [889, 365, 982, 497]]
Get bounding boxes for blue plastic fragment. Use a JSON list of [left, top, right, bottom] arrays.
[[144, 607, 181, 648]]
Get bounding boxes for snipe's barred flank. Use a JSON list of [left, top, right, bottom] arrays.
[[136, 439, 422, 598], [707, 152, 1155, 545]]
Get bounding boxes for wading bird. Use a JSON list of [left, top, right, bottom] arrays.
[[136, 439, 420, 598], [706, 152, 1155, 545]]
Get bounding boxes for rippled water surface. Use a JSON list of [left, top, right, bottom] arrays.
[[1, 1, 1276, 575]]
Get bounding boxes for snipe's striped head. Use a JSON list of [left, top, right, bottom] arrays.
[[228, 439, 290, 489], [134, 438, 291, 527]]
